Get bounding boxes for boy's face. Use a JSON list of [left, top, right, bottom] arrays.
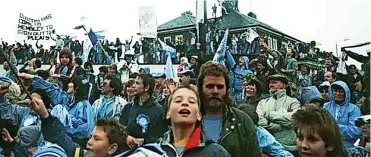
[[86, 127, 117, 157]]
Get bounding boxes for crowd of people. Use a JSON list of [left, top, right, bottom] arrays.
[[0, 32, 370, 157]]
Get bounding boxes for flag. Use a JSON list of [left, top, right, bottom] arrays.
[[336, 52, 347, 75], [96, 35, 105, 40], [246, 28, 259, 43], [158, 39, 176, 53], [74, 25, 86, 31], [82, 34, 93, 64], [94, 30, 106, 34], [165, 52, 175, 79], [87, 29, 98, 46], [213, 29, 229, 65], [94, 29, 107, 40]]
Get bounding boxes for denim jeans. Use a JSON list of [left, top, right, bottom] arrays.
[[96, 53, 103, 64]]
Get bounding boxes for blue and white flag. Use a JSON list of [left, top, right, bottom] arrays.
[[82, 34, 93, 64], [96, 35, 105, 40], [94, 30, 105, 34], [158, 39, 176, 53], [165, 52, 175, 79], [158, 39, 176, 59], [213, 29, 229, 65], [88, 29, 98, 46], [94, 29, 107, 40]]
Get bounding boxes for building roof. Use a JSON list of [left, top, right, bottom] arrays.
[[213, 11, 300, 42], [214, 11, 282, 33], [157, 11, 301, 42], [157, 13, 196, 31]]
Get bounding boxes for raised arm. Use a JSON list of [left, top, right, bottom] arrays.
[[342, 49, 369, 63], [35, 40, 41, 49], [129, 36, 133, 45], [225, 50, 236, 69], [18, 73, 70, 107]]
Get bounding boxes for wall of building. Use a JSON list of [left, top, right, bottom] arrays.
[[256, 27, 298, 51], [158, 28, 196, 45]]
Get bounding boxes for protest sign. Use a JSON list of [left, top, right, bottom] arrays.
[[139, 6, 157, 38], [16, 13, 55, 41]]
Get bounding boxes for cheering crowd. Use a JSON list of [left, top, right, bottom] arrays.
[[0, 32, 370, 157]]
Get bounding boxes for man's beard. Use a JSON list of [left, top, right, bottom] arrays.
[[204, 95, 227, 113]]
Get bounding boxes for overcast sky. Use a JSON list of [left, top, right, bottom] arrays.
[[0, 0, 370, 67]]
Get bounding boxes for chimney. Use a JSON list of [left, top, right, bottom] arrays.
[[247, 12, 257, 19]]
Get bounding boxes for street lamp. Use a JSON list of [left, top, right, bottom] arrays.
[[336, 39, 350, 57]]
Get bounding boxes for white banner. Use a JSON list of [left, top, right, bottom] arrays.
[[139, 6, 157, 38], [16, 13, 55, 41]]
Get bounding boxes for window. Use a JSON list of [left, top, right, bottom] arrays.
[[268, 37, 273, 49], [273, 39, 278, 50], [175, 35, 184, 45], [164, 36, 171, 43], [282, 42, 288, 49], [287, 41, 292, 48]]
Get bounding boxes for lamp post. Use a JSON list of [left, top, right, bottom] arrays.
[[336, 39, 350, 57]]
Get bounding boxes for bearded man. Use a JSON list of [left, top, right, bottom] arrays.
[[197, 61, 261, 157]]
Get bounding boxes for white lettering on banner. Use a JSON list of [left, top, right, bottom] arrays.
[[15, 13, 55, 41], [139, 6, 157, 38]]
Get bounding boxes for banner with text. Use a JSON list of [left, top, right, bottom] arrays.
[[139, 6, 157, 38], [16, 13, 55, 41]]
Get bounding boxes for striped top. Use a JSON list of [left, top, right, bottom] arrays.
[[31, 142, 67, 157]]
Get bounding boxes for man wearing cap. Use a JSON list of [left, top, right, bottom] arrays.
[[1, 125, 67, 157], [256, 74, 301, 153], [178, 69, 194, 87], [318, 81, 331, 103], [189, 56, 200, 77]]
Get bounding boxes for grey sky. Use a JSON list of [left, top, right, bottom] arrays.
[[0, 0, 370, 67]]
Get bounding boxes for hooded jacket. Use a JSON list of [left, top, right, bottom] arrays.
[[300, 86, 322, 105], [226, 51, 252, 92], [323, 81, 362, 148]]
